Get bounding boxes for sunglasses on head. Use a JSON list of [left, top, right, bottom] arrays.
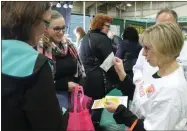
[[53, 25, 67, 32]]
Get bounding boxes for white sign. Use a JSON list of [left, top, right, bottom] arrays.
[[100, 52, 115, 72], [110, 25, 120, 36]]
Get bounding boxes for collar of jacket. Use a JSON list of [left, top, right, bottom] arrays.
[[90, 29, 107, 36]]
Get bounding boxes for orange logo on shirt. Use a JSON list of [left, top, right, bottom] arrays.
[[145, 84, 155, 98]]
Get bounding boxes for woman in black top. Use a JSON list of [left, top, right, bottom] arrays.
[[80, 14, 119, 124], [116, 26, 142, 80], [80, 14, 119, 99], [37, 10, 85, 108]]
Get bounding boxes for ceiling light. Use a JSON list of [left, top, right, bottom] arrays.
[[69, 4, 73, 8], [63, 3, 68, 8], [56, 2, 61, 8], [127, 3, 132, 7]]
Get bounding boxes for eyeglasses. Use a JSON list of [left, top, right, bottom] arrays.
[[42, 19, 50, 27], [104, 24, 110, 29], [52, 25, 67, 33]]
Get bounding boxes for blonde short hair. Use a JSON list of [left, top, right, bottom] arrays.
[[141, 22, 184, 61]]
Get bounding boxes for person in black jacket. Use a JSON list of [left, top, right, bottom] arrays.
[[37, 10, 85, 109], [79, 13, 119, 125], [2, 2, 65, 130], [116, 26, 142, 80]]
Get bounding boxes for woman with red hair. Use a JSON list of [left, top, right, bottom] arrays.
[[79, 14, 119, 127]]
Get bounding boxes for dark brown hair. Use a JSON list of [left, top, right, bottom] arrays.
[[75, 26, 86, 43], [1, 1, 51, 42], [122, 26, 139, 42], [90, 14, 113, 31], [156, 8, 178, 22]]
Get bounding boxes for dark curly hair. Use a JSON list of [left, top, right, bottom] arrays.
[[1, 1, 51, 42], [122, 26, 139, 42]]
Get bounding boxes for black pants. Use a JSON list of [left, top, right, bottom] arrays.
[[90, 98, 104, 123], [91, 108, 103, 123]]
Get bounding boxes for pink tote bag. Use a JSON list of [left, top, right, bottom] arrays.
[[67, 86, 95, 131]]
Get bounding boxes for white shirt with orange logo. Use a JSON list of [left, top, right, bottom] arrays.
[[130, 66, 187, 130]]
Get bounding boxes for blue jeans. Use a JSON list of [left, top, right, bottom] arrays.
[[56, 91, 69, 109]]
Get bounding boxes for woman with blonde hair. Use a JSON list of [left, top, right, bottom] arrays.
[[105, 22, 187, 130], [36, 10, 85, 108]]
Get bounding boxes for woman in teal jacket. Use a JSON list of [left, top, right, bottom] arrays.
[[2, 2, 65, 130]]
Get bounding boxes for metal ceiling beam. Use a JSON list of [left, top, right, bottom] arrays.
[[85, 2, 96, 9]]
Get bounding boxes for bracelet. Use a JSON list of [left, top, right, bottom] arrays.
[[128, 119, 138, 131]]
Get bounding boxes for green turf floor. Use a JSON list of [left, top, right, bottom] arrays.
[[99, 89, 126, 131]]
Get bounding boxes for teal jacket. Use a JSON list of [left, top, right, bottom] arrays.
[[2, 40, 64, 130]]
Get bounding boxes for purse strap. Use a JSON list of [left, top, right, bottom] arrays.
[[88, 32, 108, 94], [88, 32, 99, 63]]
